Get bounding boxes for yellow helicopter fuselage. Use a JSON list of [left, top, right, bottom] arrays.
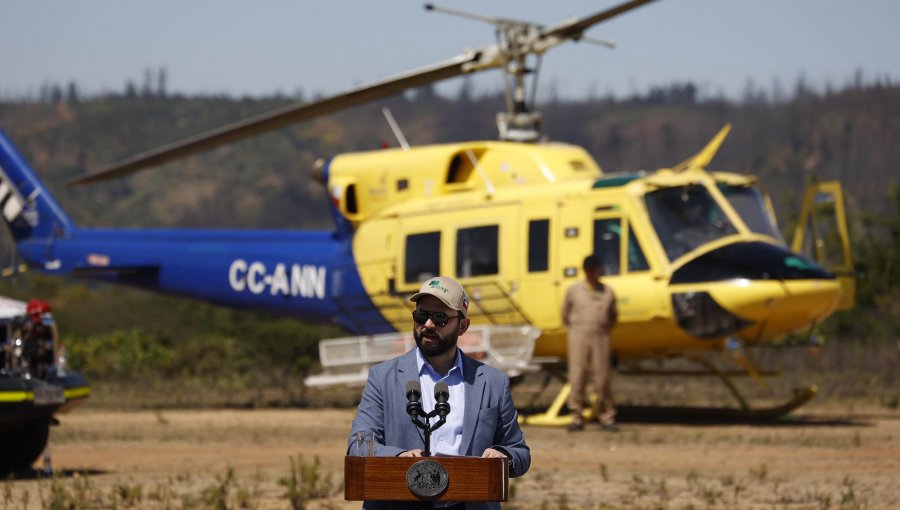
[[328, 140, 844, 362]]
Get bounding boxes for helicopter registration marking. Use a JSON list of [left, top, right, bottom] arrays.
[[228, 259, 326, 299]]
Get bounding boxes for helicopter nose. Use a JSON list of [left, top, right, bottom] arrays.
[[706, 278, 841, 329], [670, 241, 842, 341], [670, 279, 843, 342]]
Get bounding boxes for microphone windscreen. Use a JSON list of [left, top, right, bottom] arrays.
[[435, 381, 449, 398], [406, 379, 421, 398]]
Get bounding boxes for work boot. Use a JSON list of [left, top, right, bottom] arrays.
[[600, 421, 619, 432], [567, 421, 584, 432]]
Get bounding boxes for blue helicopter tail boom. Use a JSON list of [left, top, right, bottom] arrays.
[[0, 129, 392, 334]]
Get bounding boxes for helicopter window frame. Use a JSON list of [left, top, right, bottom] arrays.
[[456, 225, 499, 278], [592, 216, 622, 276], [717, 183, 785, 244], [404, 231, 441, 284], [626, 222, 650, 272], [803, 191, 847, 268]]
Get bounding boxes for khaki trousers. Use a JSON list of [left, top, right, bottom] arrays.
[[566, 327, 615, 425]]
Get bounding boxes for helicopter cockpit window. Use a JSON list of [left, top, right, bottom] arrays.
[[593, 219, 622, 276], [718, 184, 784, 243], [645, 185, 738, 261], [405, 232, 441, 284], [457, 225, 499, 277]]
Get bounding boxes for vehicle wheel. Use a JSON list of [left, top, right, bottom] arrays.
[[0, 419, 50, 473]]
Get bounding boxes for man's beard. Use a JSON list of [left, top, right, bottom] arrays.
[[413, 326, 459, 357]]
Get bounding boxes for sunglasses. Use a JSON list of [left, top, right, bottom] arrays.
[[412, 309, 460, 328]]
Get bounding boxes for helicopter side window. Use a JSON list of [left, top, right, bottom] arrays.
[[457, 225, 499, 277], [644, 185, 738, 261], [593, 218, 621, 276], [627, 226, 650, 272], [405, 232, 441, 284], [528, 219, 549, 272], [345, 184, 358, 214]]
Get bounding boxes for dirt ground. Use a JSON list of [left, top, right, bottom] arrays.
[[5, 405, 899, 510]]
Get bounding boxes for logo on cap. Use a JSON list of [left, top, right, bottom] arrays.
[[428, 279, 449, 293]]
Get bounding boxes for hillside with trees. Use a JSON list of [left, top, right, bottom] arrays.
[[1, 77, 896, 228]]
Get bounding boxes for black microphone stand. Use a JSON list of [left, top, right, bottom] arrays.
[[408, 406, 448, 457]]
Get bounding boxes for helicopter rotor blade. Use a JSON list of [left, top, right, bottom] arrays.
[[68, 52, 483, 186], [71, 0, 662, 186], [539, 0, 659, 41]]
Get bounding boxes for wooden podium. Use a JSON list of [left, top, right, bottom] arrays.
[[345, 456, 508, 503]]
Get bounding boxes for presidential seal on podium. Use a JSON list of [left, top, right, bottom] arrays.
[[406, 459, 449, 498]]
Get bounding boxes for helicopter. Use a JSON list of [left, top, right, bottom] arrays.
[[0, 0, 855, 423]]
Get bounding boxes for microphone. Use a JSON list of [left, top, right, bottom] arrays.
[[405, 380, 423, 419], [434, 381, 450, 419]]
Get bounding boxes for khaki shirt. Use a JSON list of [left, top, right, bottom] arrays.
[[561, 281, 617, 332]]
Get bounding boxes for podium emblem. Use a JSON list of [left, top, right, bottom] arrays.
[[406, 459, 449, 498]]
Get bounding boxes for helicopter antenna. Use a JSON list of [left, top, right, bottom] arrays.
[[381, 107, 410, 151]]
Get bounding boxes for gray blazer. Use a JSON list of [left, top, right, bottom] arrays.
[[347, 349, 531, 510]]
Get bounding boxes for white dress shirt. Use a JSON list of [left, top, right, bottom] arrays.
[[415, 347, 466, 456]]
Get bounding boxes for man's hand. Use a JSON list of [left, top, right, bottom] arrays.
[[481, 448, 507, 459], [398, 449, 423, 457]]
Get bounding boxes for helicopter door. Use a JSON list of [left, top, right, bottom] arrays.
[[591, 212, 666, 344], [558, 198, 665, 332], [452, 206, 524, 325], [791, 181, 855, 310]]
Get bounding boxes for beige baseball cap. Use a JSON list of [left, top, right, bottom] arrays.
[[409, 276, 470, 317]]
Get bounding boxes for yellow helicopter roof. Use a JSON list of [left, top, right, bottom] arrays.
[[327, 141, 603, 224]]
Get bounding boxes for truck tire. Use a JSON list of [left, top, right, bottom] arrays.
[[0, 419, 50, 473]]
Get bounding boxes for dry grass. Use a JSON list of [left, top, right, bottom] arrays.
[[2, 402, 897, 510], [3, 342, 896, 509]]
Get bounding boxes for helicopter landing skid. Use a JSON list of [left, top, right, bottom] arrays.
[[615, 385, 817, 424], [520, 354, 818, 426], [520, 383, 817, 426]]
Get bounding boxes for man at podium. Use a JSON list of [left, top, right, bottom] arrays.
[[347, 276, 531, 509]]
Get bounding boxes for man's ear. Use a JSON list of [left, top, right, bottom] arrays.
[[459, 317, 470, 335]]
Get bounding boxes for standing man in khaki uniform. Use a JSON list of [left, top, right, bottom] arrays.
[[561, 255, 618, 431]]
